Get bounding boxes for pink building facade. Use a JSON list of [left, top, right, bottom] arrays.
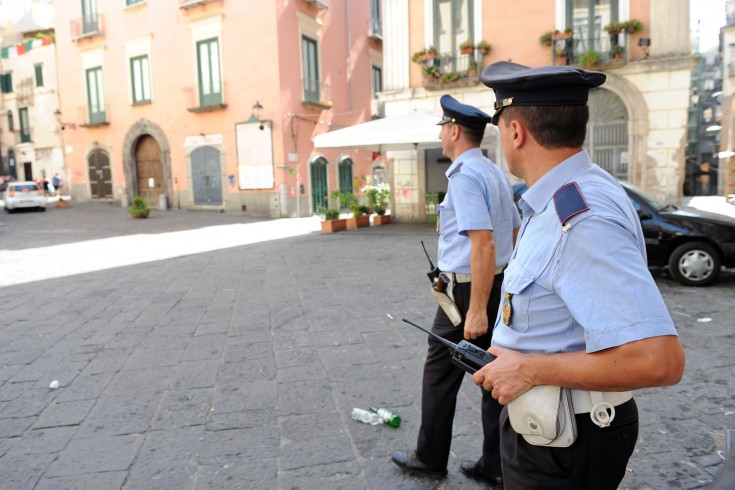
[[53, 0, 383, 217], [381, 0, 695, 222]]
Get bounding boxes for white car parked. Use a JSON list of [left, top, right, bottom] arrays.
[[2, 181, 46, 213]]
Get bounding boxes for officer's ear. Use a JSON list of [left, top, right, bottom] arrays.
[[450, 123, 462, 141]]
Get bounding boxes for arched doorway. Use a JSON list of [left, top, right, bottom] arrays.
[[310, 156, 328, 212], [587, 89, 629, 180], [134, 135, 163, 206], [338, 156, 354, 194], [88, 149, 112, 198], [191, 146, 222, 205]]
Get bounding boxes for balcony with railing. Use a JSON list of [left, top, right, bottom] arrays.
[[12, 130, 32, 145], [304, 0, 329, 10], [369, 17, 382, 40], [80, 104, 109, 127], [179, 0, 223, 10], [71, 14, 105, 41], [302, 79, 332, 108], [185, 82, 228, 112], [413, 50, 483, 88], [552, 32, 627, 68]]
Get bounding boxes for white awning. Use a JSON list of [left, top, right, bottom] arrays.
[[313, 110, 444, 151]]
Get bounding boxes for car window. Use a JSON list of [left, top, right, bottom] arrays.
[[11, 184, 40, 192], [619, 181, 666, 211]]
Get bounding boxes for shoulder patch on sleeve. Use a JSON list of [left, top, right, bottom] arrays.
[[553, 182, 589, 226], [448, 163, 463, 178]]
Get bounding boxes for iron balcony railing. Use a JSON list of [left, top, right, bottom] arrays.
[[71, 14, 104, 40], [302, 79, 331, 107], [552, 34, 626, 66], [185, 82, 228, 112]]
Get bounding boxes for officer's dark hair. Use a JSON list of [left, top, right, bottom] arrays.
[[458, 124, 485, 146], [501, 105, 588, 149]]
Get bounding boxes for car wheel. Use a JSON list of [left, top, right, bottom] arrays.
[[39, 207, 46, 212], [668, 241, 721, 286]]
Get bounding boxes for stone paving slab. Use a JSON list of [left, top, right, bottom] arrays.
[[0, 202, 734, 489]]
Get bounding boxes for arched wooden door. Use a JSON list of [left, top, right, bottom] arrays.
[[135, 135, 164, 206], [88, 149, 112, 198]]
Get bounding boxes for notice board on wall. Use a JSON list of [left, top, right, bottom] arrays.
[[235, 121, 274, 190]]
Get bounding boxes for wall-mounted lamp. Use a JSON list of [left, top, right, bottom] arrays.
[[54, 109, 76, 130], [250, 101, 270, 130], [252, 101, 264, 120], [637, 38, 651, 59]]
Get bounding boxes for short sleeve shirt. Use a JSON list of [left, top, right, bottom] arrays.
[[492, 151, 678, 354], [437, 148, 521, 274]]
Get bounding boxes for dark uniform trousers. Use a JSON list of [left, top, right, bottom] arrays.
[[500, 398, 639, 489], [416, 273, 504, 473]]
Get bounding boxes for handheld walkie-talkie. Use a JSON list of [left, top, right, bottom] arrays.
[[421, 241, 443, 291], [403, 318, 495, 374]]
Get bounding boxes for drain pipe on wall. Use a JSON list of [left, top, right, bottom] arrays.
[[346, 0, 353, 112]]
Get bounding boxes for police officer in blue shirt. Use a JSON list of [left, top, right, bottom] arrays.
[[472, 61, 686, 489], [392, 95, 520, 488]]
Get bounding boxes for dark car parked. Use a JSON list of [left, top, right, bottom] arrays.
[[512, 181, 735, 286]]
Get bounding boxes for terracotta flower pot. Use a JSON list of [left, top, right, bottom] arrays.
[[321, 219, 347, 233], [130, 209, 150, 219], [373, 214, 391, 226]]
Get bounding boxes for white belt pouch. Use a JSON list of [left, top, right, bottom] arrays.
[[430, 288, 462, 326], [507, 385, 577, 447]]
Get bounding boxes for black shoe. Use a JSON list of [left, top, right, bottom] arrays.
[[391, 450, 447, 477], [460, 461, 503, 488]]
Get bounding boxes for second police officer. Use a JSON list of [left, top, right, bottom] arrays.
[[391, 95, 520, 488]]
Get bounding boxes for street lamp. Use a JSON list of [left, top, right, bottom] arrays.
[[53, 109, 76, 130]]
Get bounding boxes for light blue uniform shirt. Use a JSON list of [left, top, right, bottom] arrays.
[[492, 151, 678, 353], [437, 148, 521, 274]]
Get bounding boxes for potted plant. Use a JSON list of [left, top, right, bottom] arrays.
[[423, 65, 441, 84], [467, 59, 479, 78], [610, 44, 625, 60], [127, 196, 150, 219], [604, 21, 623, 35], [553, 26, 573, 40], [555, 46, 568, 65], [440, 71, 460, 83], [622, 19, 643, 34], [540, 31, 553, 47], [476, 40, 491, 55], [459, 40, 475, 54], [412, 46, 438, 63], [347, 201, 371, 230], [578, 50, 601, 69], [320, 207, 346, 233], [363, 183, 391, 225]]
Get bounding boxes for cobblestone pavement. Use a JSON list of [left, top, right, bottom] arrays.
[[0, 203, 733, 489]]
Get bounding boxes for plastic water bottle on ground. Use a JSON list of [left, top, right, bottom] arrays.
[[370, 406, 401, 427], [352, 407, 381, 425]]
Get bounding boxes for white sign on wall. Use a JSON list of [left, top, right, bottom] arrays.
[[235, 122, 274, 190]]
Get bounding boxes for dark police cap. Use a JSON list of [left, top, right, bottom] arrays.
[[480, 61, 606, 124], [437, 94, 492, 130]]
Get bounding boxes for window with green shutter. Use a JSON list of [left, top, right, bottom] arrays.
[[0, 72, 12, 93], [130, 55, 151, 104], [19, 108, 31, 143], [301, 35, 319, 103], [34, 64, 43, 87], [86, 66, 106, 124], [7, 110, 13, 131], [196, 38, 222, 108]]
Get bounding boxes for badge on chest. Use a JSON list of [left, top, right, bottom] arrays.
[[502, 292, 513, 325]]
